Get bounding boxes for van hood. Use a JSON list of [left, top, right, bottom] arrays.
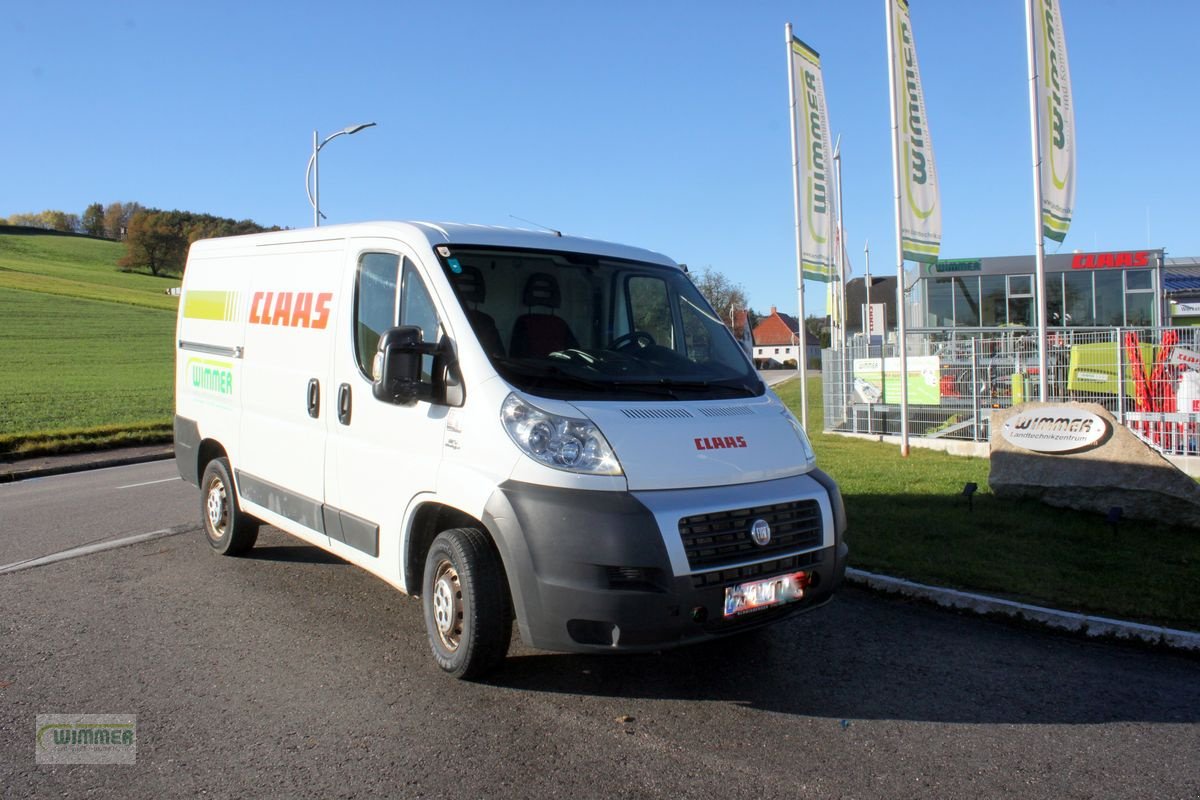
[[570, 394, 813, 491]]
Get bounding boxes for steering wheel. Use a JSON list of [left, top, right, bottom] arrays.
[[612, 330, 656, 352]]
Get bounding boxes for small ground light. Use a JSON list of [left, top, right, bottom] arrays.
[[962, 482, 978, 511], [1107, 506, 1123, 534]]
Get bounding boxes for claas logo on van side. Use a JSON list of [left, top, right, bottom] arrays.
[[248, 291, 333, 329]]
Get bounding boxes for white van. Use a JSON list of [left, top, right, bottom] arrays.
[[175, 221, 846, 678]]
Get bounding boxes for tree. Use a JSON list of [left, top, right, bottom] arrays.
[[81, 203, 106, 237], [690, 267, 749, 332], [120, 210, 185, 276], [4, 212, 39, 227], [38, 210, 78, 232], [104, 201, 142, 240], [805, 314, 831, 349], [118, 207, 279, 277]]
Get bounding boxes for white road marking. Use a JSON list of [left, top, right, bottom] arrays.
[[116, 477, 181, 489], [0, 525, 195, 575]]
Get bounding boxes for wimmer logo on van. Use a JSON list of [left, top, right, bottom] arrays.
[[36, 714, 136, 764], [188, 358, 233, 397]]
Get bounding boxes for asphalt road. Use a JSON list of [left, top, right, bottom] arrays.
[[1, 462, 1198, 799]]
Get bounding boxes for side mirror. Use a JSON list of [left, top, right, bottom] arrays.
[[372, 326, 437, 405]]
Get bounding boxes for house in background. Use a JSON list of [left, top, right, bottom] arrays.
[[751, 306, 818, 368]]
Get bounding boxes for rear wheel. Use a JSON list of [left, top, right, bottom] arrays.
[[200, 457, 259, 556], [422, 527, 511, 679]]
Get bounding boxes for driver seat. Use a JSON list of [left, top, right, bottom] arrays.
[[451, 265, 505, 357], [510, 272, 578, 358]]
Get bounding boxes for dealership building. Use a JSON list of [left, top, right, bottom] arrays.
[[846, 249, 1200, 336], [830, 248, 1200, 467], [911, 248, 1165, 331]]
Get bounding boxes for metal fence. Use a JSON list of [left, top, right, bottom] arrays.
[[821, 326, 1200, 457]]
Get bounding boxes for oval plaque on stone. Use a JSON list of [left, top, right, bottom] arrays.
[[1001, 406, 1109, 454]]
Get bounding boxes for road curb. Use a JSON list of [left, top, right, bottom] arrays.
[[0, 447, 175, 483], [846, 567, 1200, 653]]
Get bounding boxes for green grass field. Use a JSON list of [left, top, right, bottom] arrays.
[[0, 230, 176, 452], [775, 377, 1200, 632], [0, 230, 178, 310]]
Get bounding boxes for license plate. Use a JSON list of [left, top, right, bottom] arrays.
[[723, 572, 808, 618]]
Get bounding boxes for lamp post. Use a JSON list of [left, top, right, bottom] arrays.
[[305, 122, 376, 227]]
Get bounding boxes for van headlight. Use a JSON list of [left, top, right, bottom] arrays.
[[501, 394, 622, 475], [782, 408, 817, 466]]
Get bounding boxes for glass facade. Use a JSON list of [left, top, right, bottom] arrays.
[[918, 268, 1157, 328]]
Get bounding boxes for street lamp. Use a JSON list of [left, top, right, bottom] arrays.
[[305, 122, 376, 227]]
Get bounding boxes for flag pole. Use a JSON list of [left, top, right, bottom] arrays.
[[885, 0, 910, 456], [785, 22, 810, 430], [1026, 0, 1049, 401], [834, 139, 849, 421]]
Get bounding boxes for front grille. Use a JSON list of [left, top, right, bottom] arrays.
[[690, 550, 824, 589], [679, 499, 823, 570]]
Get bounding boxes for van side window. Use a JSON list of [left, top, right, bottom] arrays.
[[354, 253, 400, 377], [400, 259, 440, 381]]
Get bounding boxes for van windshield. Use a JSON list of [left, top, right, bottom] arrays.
[[438, 246, 763, 401]]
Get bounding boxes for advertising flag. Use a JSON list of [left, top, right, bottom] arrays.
[[789, 36, 834, 282], [1031, 0, 1076, 242], [888, 0, 941, 264]]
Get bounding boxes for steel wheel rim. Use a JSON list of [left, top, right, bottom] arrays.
[[431, 560, 463, 651], [205, 476, 228, 539]]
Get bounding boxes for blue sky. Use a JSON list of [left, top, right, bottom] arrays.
[[3, 1, 1198, 316]]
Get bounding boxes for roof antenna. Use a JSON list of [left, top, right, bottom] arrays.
[[509, 215, 562, 237]]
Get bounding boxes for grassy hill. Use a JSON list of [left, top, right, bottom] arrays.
[[0, 228, 177, 454]]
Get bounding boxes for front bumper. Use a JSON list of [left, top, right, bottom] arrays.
[[482, 470, 848, 653]]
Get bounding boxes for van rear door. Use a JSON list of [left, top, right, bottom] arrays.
[[235, 243, 339, 543]]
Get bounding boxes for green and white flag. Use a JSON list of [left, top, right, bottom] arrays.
[[790, 36, 834, 282], [888, 0, 941, 264], [1032, 0, 1076, 242]]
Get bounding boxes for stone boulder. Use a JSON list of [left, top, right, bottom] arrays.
[[988, 401, 1200, 528]]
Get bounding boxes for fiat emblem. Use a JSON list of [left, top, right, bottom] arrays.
[[750, 519, 771, 546]]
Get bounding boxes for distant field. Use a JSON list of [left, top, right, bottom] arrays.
[[0, 287, 174, 435], [0, 229, 178, 310], [0, 230, 177, 452]]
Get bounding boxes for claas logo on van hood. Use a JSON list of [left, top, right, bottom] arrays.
[[249, 291, 333, 329], [694, 435, 748, 451]]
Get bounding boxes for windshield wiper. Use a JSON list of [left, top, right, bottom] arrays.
[[493, 360, 615, 391]]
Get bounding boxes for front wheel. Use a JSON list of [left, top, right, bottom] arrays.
[[200, 457, 259, 556], [422, 527, 512, 679]]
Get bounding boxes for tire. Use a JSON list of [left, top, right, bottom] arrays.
[[200, 457, 259, 556], [422, 527, 512, 679]]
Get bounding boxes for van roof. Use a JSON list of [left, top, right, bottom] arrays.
[[193, 221, 679, 268], [409, 222, 677, 266]]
